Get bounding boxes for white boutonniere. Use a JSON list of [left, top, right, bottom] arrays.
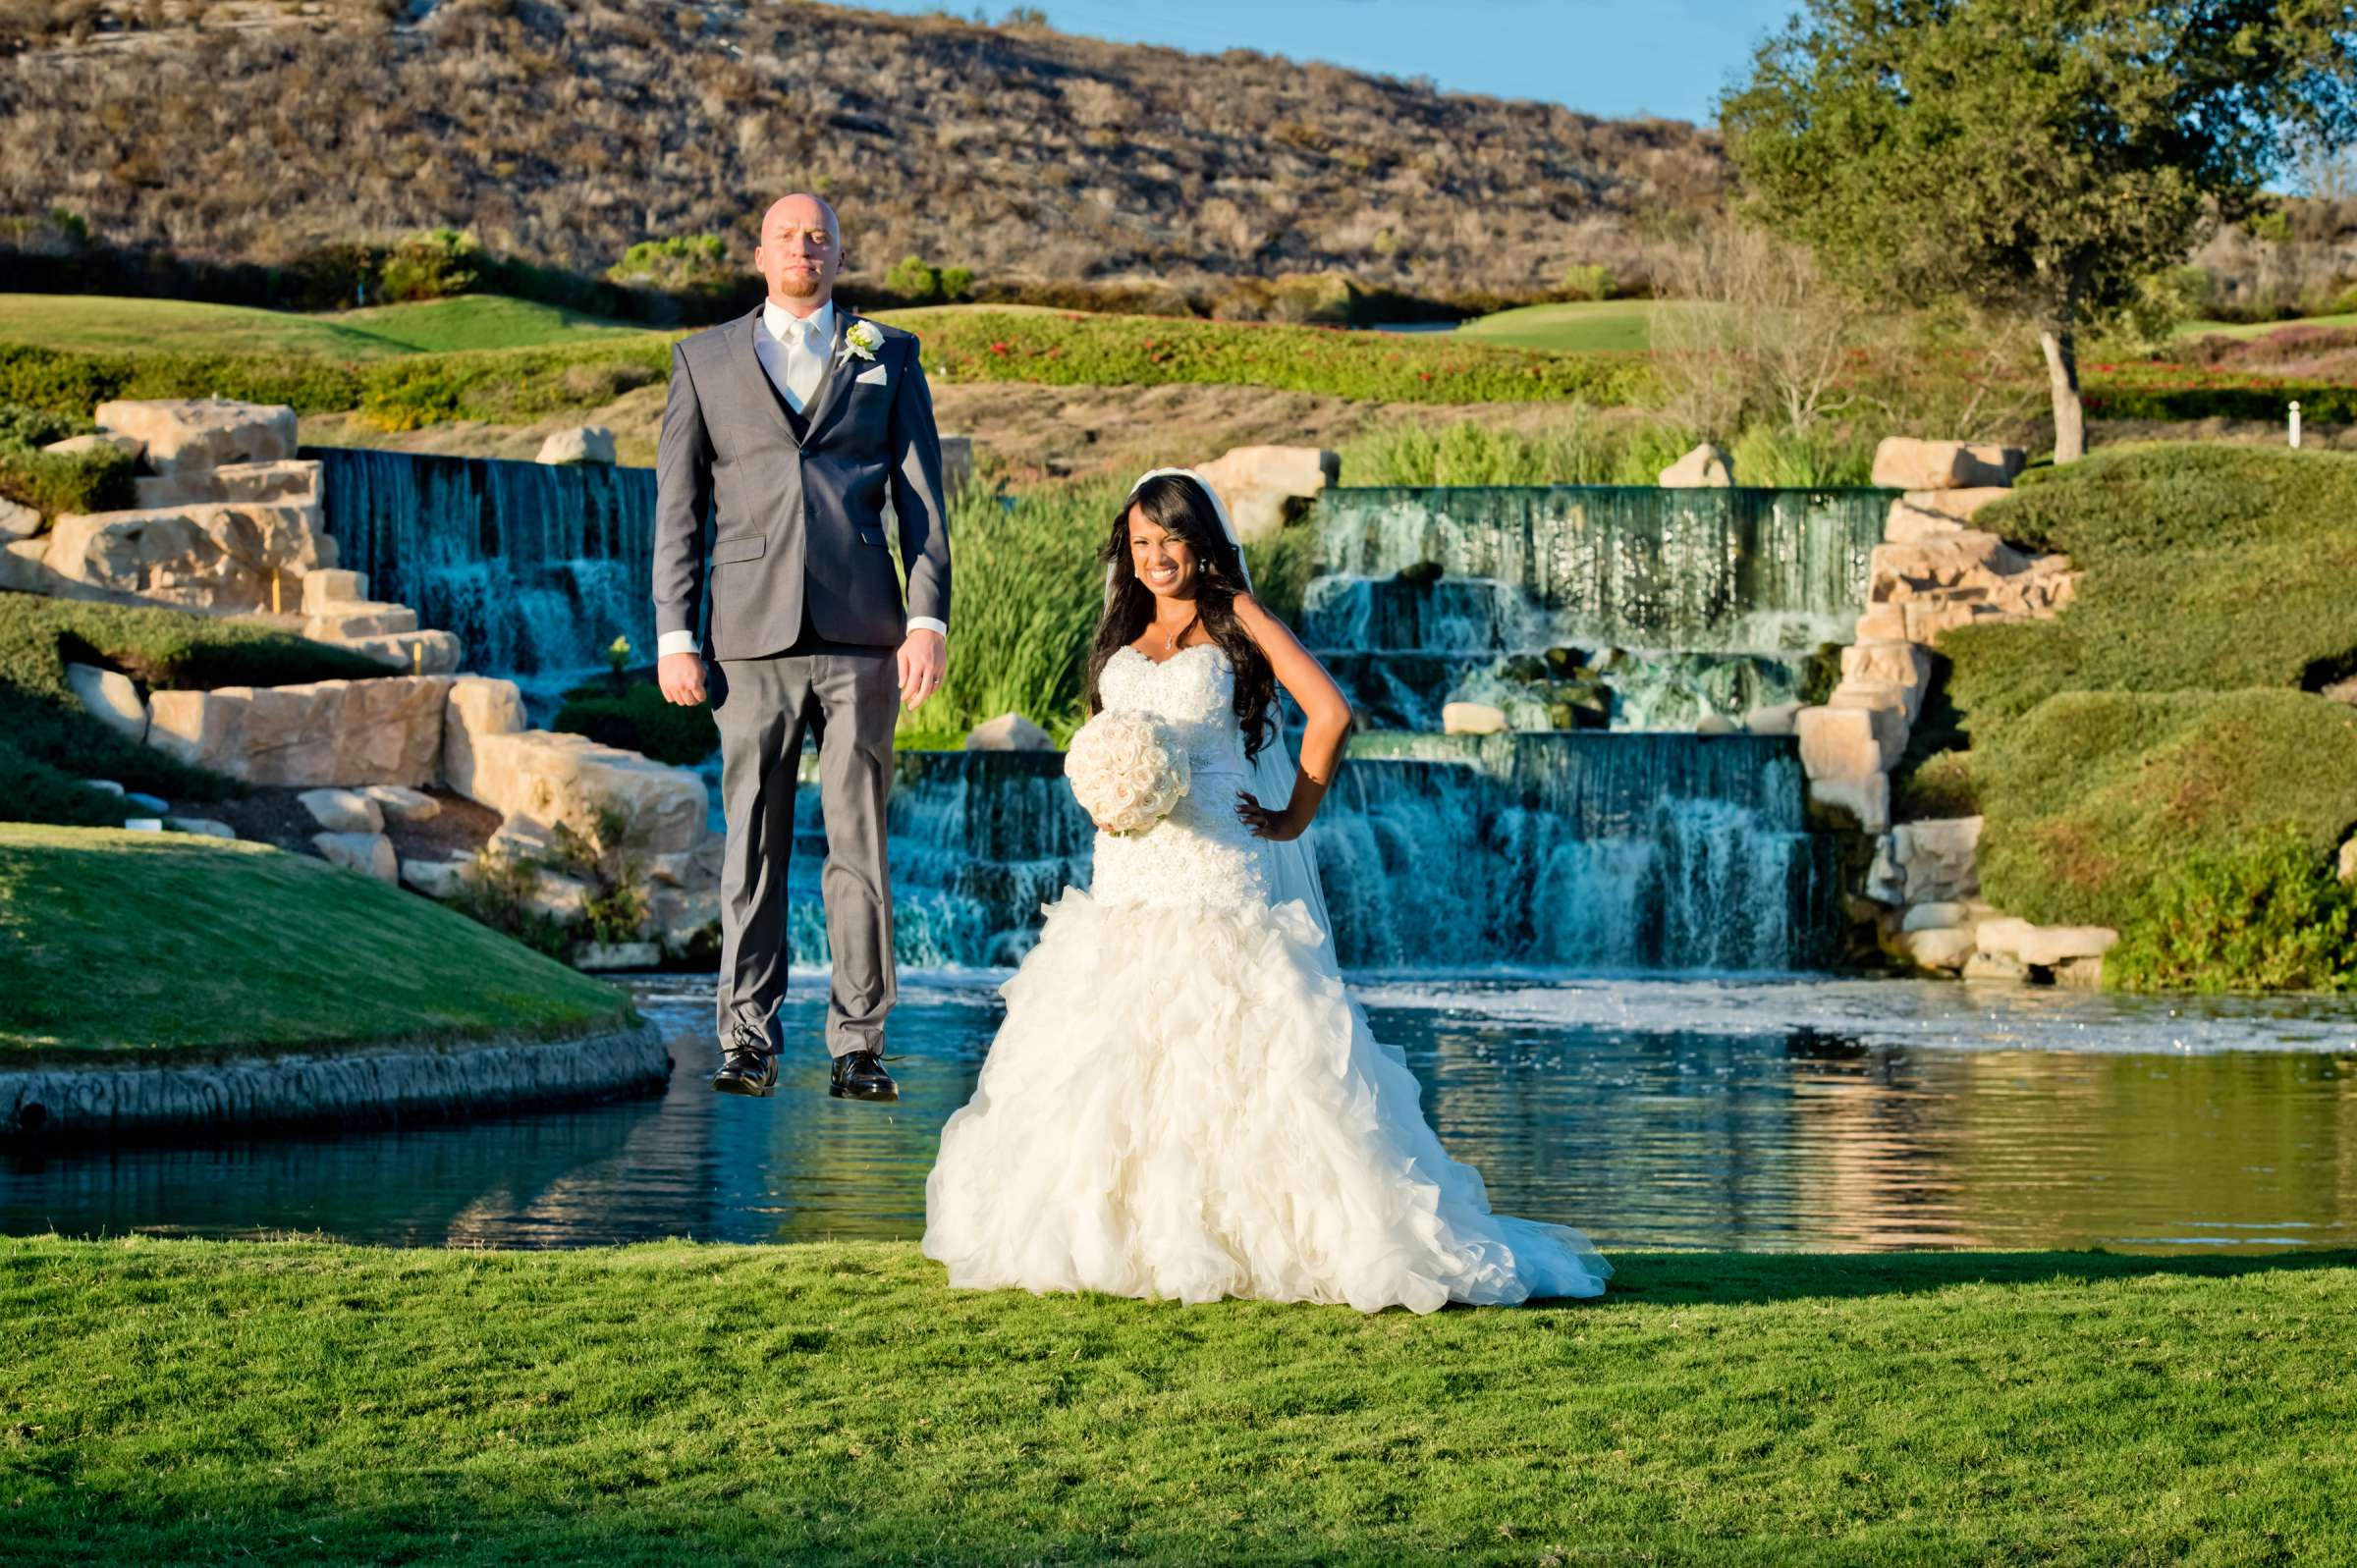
[[839, 319, 884, 365]]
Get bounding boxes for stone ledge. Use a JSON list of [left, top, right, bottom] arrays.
[[0, 1015, 669, 1141]]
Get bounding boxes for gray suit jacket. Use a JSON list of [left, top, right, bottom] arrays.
[[652, 305, 952, 659]]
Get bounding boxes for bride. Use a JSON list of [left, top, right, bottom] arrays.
[[920, 468, 1611, 1314]]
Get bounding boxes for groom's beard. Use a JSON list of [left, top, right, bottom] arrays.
[[775, 272, 826, 299]]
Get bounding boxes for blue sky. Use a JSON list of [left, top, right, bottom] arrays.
[[853, 0, 1803, 123]]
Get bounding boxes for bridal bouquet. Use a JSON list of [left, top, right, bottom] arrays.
[[1066, 712, 1190, 835]]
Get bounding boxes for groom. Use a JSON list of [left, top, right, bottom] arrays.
[[652, 192, 952, 1104]]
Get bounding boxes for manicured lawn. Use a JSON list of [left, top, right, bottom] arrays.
[[1451, 298, 1725, 353], [0, 293, 649, 358], [4, 1237, 2351, 1565], [0, 825, 631, 1060], [2174, 310, 2357, 340]]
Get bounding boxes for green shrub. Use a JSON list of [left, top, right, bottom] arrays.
[[0, 402, 92, 448], [0, 343, 367, 416], [553, 678, 719, 767], [889, 307, 1659, 407], [1559, 264, 1616, 301], [0, 596, 397, 822], [1340, 412, 1697, 487], [606, 234, 732, 294], [379, 228, 482, 303], [1728, 423, 1877, 487], [1958, 689, 2357, 931], [0, 442, 137, 517], [0, 739, 136, 827], [2106, 827, 2357, 993]]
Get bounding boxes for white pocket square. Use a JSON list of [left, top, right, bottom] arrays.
[[854, 363, 890, 386]]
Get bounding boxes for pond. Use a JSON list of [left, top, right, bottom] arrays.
[[9, 972, 2355, 1255]]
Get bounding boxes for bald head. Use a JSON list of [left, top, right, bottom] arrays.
[[755, 193, 843, 311]]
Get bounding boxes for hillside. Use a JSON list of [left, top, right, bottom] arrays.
[[0, 0, 1723, 308]]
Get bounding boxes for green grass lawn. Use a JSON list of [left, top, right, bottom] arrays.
[[0, 825, 631, 1060], [1450, 299, 1725, 353], [0, 293, 652, 358], [5, 1237, 2351, 1565], [2174, 310, 2357, 340]]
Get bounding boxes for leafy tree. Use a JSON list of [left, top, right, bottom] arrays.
[[378, 227, 481, 302], [1721, 1, 2357, 461], [605, 233, 733, 294]]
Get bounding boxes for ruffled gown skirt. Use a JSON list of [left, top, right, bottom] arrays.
[[920, 889, 1612, 1314]]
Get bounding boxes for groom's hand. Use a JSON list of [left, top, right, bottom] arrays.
[[898, 626, 947, 709], [658, 650, 707, 706]]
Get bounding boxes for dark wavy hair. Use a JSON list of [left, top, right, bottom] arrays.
[[1084, 472, 1278, 759]]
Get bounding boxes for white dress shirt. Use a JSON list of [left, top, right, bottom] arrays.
[[657, 297, 948, 658]]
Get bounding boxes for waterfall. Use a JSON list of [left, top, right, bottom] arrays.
[[1303, 486, 1887, 731], [783, 737, 1836, 975], [308, 446, 656, 680]]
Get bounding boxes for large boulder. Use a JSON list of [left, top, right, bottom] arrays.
[[1193, 446, 1339, 543], [461, 730, 708, 855], [0, 499, 40, 540], [1870, 439, 2025, 491], [95, 399, 297, 474], [297, 787, 384, 834], [339, 628, 462, 676], [536, 426, 619, 465], [147, 676, 454, 786], [42, 431, 144, 460], [1798, 703, 1899, 781], [312, 830, 398, 884], [442, 676, 528, 798], [964, 713, 1053, 751], [1839, 641, 1935, 725], [1442, 701, 1509, 736], [64, 662, 147, 742], [134, 460, 322, 511], [1893, 816, 1982, 905], [41, 503, 336, 615], [1901, 486, 2012, 523], [1658, 443, 1735, 488]]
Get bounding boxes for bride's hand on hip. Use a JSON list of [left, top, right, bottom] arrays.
[[1236, 789, 1303, 842]]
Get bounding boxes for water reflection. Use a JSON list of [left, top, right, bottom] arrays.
[[5, 975, 2352, 1254]]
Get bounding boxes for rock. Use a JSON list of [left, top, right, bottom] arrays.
[[133, 460, 323, 511], [1902, 486, 2012, 523], [527, 871, 594, 920], [1695, 713, 1740, 736], [650, 838, 724, 890], [1192, 446, 1339, 543], [1797, 704, 1895, 781], [1853, 605, 1907, 643], [1839, 640, 1935, 725], [0, 499, 40, 540], [2014, 924, 2118, 967], [1658, 443, 1734, 488], [1899, 927, 1978, 973], [2053, 955, 2105, 991], [42, 431, 144, 460], [2339, 838, 2357, 884], [964, 713, 1053, 751], [1442, 701, 1509, 736], [95, 399, 297, 474], [401, 855, 472, 899], [1870, 438, 2025, 491], [298, 786, 385, 834], [1864, 834, 1904, 904], [363, 784, 441, 823], [442, 676, 527, 797], [338, 629, 462, 676], [122, 818, 165, 833], [536, 426, 619, 465], [649, 885, 721, 946], [64, 661, 148, 742], [125, 790, 170, 813], [0, 537, 61, 593], [1884, 500, 1965, 546], [576, 942, 659, 971], [1742, 701, 1803, 736], [1900, 901, 1973, 933], [303, 602, 420, 640], [461, 730, 708, 855], [1893, 816, 1982, 904], [1826, 682, 1912, 765], [1807, 772, 1889, 835], [312, 830, 398, 883], [1868, 534, 2035, 603], [301, 568, 367, 614], [84, 779, 126, 795], [148, 676, 454, 787], [1962, 949, 2028, 983], [41, 503, 336, 615], [165, 817, 236, 838]]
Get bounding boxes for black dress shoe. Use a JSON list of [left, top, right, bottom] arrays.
[[712, 1024, 779, 1098], [828, 1048, 899, 1102]]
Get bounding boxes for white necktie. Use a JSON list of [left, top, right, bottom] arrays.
[[787, 317, 825, 408]]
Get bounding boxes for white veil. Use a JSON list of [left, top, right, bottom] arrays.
[[1121, 467, 1336, 947]]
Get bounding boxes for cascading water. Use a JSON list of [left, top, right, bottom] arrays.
[[307, 449, 1856, 975], [1306, 485, 1888, 731], [308, 446, 656, 683]]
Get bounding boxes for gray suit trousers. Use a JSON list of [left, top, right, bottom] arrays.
[[709, 647, 898, 1058]]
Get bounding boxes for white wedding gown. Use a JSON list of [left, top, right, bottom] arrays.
[[921, 642, 1612, 1313]]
